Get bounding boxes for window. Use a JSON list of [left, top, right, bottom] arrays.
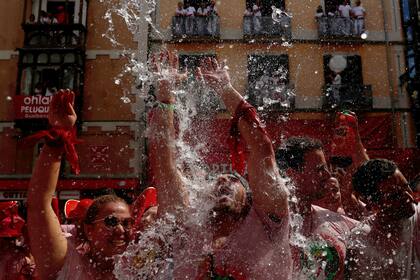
[[245, 0, 286, 16], [323, 55, 363, 85], [18, 52, 83, 96], [46, 0, 75, 23], [247, 54, 293, 108]]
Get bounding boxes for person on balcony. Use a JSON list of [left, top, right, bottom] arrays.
[[315, 5, 325, 19], [27, 14, 37, 24], [244, 5, 253, 34], [338, 0, 351, 18], [252, 0, 263, 34], [55, 6, 68, 24], [40, 10, 51, 24], [337, 0, 352, 35], [185, 3, 196, 35], [351, 0, 366, 35], [175, 1, 185, 16], [206, 0, 219, 35], [196, 2, 208, 35]]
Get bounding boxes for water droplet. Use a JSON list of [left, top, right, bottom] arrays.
[[388, 259, 393, 265], [6, 96, 12, 101], [387, 233, 392, 238], [115, 79, 121, 85]]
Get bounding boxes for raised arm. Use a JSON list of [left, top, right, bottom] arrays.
[[148, 51, 189, 216], [198, 58, 288, 219], [27, 90, 76, 279], [336, 115, 369, 220]]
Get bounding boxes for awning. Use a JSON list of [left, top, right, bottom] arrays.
[[0, 178, 140, 191]]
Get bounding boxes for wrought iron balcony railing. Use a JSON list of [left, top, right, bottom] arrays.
[[322, 84, 372, 110], [317, 16, 364, 38], [246, 84, 295, 110], [243, 16, 291, 38], [172, 16, 220, 38], [22, 23, 87, 49]]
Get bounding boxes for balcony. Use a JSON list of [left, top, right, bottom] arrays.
[[317, 17, 364, 39], [322, 84, 372, 110], [246, 84, 295, 111], [243, 16, 291, 39], [22, 23, 87, 49], [172, 16, 220, 39]]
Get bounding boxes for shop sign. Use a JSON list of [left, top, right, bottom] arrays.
[[0, 191, 27, 200], [14, 95, 52, 119], [59, 190, 80, 200]]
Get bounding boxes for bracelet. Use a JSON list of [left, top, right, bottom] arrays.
[[155, 101, 176, 111]]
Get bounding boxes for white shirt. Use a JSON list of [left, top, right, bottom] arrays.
[[175, 8, 185, 16], [351, 6, 365, 18], [253, 4, 262, 17], [185, 6, 196, 16], [349, 205, 420, 279], [338, 4, 351, 18]]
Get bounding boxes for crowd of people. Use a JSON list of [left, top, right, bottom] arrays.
[[0, 53, 419, 279], [174, 1, 219, 35], [316, 0, 367, 35]]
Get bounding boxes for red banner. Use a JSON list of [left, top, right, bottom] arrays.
[[14, 95, 52, 119]]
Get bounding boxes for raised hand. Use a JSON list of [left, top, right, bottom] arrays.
[[197, 57, 232, 94], [150, 50, 187, 103], [48, 89, 77, 129]]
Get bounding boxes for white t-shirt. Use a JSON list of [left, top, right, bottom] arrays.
[[197, 7, 207, 16], [173, 207, 292, 280], [349, 205, 420, 279], [185, 6, 196, 16], [175, 8, 185, 16], [351, 6, 365, 18], [253, 4, 262, 17], [338, 4, 352, 18]]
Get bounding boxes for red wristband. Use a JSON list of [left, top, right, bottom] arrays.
[[25, 127, 82, 175]]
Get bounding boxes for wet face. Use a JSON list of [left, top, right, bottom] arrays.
[[291, 149, 332, 201], [311, 177, 343, 211], [85, 201, 133, 258], [211, 174, 246, 216], [375, 169, 416, 220]]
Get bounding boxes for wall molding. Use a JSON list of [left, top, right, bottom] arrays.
[[0, 51, 18, 60]]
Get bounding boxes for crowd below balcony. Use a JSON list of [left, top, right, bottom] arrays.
[[173, 1, 219, 37], [316, 0, 367, 37]]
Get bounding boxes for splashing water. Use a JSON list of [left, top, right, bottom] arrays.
[[271, 6, 292, 23], [99, 1, 329, 279]]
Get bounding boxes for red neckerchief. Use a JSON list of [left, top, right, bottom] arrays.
[[25, 127, 82, 175], [228, 100, 268, 176]]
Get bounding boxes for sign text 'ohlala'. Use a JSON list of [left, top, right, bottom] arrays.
[[14, 95, 52, 119]]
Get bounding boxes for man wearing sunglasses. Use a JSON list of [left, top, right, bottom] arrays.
[[148, 52, 291, 279], [347, 159, 420, 279]]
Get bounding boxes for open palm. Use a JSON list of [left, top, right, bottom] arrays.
[[197, 57, 231, 94], [48, 89, 77, 129]]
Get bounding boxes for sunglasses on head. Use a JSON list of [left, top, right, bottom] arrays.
[[93, 215, 134, 230]]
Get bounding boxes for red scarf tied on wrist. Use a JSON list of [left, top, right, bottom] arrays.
[[26, 127, 82, 175], [228, 99, 269, 176]]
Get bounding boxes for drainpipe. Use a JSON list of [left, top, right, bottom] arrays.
[[380, 0, 398, 147]]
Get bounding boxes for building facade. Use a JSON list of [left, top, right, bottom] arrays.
[[1, 0, 419, 206], [0, 0, 148, 205], [151, 0, 419, 176]]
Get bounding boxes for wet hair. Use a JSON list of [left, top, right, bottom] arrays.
[[352, 159, 398, 203], [83, 194, 128, 225], [276, 137, 323, 171], [220, 172, 253, 217]]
